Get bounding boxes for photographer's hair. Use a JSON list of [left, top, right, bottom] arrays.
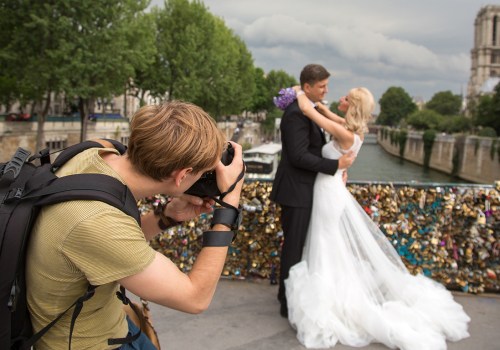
[[300, 64, 331, 88], [128, 100, 225, 181], [344, 87, 375, 135]]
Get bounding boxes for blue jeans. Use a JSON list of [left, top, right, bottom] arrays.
[[117, 316, 157, 350]]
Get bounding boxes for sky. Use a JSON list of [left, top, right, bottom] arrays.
[[150, 0, 492, 111]]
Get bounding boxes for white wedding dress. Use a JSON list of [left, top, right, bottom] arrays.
[[285, 134, 470, 350]]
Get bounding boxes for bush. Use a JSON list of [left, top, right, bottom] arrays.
[[478, 126, 497, 138], [398, 129, 408, 157], [440, 115, 472, 134], [406, 110, 444, 130], [422, 129, 437, 168]]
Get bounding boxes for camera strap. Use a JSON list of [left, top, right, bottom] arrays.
[[213, 163, 246, 210]]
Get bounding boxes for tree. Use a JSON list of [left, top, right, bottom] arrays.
[[426, 91, 462, 116], [406, 110, 444, 130], [247, 67, 269, 115], [1, 0, 155, 148], [261, 70, 297, 136], [265, 70, 298, 111], [440, 115, 472, 134], [62, 0, 156, 142], [377, 87, 417, 126], [144, 0, 255, 119], [329, 101, 345, 117], [196, 21, 255, 118], [2, 0, 82, 150], [473, 82, 500, 134]]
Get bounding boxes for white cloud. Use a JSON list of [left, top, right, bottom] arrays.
[[150, 0, 486, 103]]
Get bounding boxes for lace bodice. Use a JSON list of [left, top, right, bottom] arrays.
[[322, 133, 363, 160]]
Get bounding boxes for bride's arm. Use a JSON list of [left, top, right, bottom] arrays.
[[293, 87, 354, 148], [315, 102, 346, 125]]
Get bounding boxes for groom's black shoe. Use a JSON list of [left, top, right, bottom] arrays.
[[280, 302, 288, 318]]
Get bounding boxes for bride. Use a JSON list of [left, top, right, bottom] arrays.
[[285, 86, 470, 350]]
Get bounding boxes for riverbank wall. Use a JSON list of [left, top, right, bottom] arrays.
[[377, 129, 499, 184], [0, 118, 130, 162]]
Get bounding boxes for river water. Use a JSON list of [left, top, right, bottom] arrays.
[[347, 142, 468, 184]]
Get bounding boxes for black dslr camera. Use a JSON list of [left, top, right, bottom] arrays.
[[185, 143, 235, 198]]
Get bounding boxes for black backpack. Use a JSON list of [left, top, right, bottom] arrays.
[[0, 139, 143, 350]]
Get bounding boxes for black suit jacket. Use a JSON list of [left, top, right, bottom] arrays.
[[270, 100, 339, 208]]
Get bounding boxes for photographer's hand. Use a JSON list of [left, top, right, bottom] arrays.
[[167, 195, 214, 222], [214, 141, 244, 208], [140, 195, 214, 241]]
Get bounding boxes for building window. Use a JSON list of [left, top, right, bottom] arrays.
[[491, 51, 500, 64], [494, 15, 498, 46], [120, 136, 129, 146]]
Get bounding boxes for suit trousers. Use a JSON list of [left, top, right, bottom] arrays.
[[278, 205, 312, 305]]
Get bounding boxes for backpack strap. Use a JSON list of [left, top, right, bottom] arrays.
[[107, 286, 142, 346], [29, 174, 141, 225], [19, 285, 97, 350], [51, 139, 127, 171], [5, 140, 141, 350]]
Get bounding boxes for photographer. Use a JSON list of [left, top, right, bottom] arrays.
[[25, 101, 244, 350]]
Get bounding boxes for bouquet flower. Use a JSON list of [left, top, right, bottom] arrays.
[[273, 87, 296, 110]]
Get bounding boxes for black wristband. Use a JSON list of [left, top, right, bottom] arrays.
[[202, 230, 234, 247], [211, 207, 242, 231], [153, 196, 182, 231], [157, 217, 181, 231]]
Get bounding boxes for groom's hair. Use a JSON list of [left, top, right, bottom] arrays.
[[300, 64, 330, 87]]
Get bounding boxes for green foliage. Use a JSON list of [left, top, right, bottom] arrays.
[[242, 142, 253, 151], [491, 139, 498, 160], [389, 129, 396, 145], [381, 127, 389, 140], [1, 0, 156, 146], [247, 68, 297, 116], [266, 70, 298, 110], [139, 0, 256, 118], [478, 126, 497, 138], [451, 146, 459, 176], [407, 110, 443, 130], [474, 138, 480, 156], [329, 101, 345, 117], [261, 107, 282, 137], [398, 129, 408, 157], [426, 91, 462, 116], [377, 87, 417, 126], [440, 115, 472, 134], [473, 82, 500, 134], [422, 129, 436, 168], [248, 67, 269, 114]]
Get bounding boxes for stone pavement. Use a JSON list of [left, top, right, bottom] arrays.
[[144, 278, 500, 350]]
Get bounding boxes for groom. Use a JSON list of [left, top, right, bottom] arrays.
[[270, 63, 355, 318]]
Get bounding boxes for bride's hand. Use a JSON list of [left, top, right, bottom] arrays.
[[315, 102, 328, 114], [292, 85, 301, 93], [339, 151, 355, 170]]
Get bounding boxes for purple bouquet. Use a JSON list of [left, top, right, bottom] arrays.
[[273, 87, 296, 110]]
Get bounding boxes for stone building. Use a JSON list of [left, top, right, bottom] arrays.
[[467, 5, 500, 104]]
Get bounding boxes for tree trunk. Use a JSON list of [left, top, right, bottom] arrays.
[[35, 93, 51, 152], [139, 89, 146, 108], [79, 97, 90, 142], [123, 85, 127, 118]]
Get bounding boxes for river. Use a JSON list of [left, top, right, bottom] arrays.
[[347, 142, 468, 184]]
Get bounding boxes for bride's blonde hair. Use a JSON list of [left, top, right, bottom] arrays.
[[344, 87, 375, 135]]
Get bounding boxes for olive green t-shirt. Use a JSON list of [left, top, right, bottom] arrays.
[[26, 148, 156, 350]]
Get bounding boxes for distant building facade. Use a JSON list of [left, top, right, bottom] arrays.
[[467, 5, 500, 105]]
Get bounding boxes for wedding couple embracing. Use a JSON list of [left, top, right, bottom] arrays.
[[270, 64, 470, 350]]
